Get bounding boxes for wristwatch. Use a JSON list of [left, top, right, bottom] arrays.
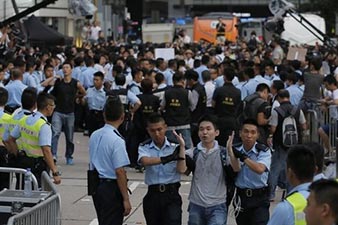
[[52, 171, 61, 177]]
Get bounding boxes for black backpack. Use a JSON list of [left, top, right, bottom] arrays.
[[236, 93, 265, 126]]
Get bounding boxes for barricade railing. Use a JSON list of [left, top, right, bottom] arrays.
[[306, 109, 320, 143], [0, 167, 38, 191], [6, 193, 61, 225], [0, 170, 61, 225]]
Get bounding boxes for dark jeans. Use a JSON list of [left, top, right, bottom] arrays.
[[143, 185, 182, 225], [51, 112, 75, 159], [92, 180, 124, 225]]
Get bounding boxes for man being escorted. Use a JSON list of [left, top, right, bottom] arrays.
[[268, 145, 316, 225], [227, 119, 272, 225], [89, 97, 131, 225], [138, 113, 186, 225], [185, 115, 240, 225], [304, 179, 338, 225]]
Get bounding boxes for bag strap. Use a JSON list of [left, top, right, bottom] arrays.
[[275, 107, 286, 118]]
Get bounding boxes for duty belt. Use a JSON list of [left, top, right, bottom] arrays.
[[148, 182, 180, 193], [237, 186, 269, 198]]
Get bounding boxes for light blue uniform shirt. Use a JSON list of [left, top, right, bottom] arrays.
[[267, 182, 311, 225], [194, 65, 208, 85], [72, 66, 82, 80], [2, 109, 32, 141], [163, 69, 175, 86], [89, 124, 130, 179], [11, 111, 52, 147], [286, 84, 303, 106], [85, 87, 106, 110], [235, 143, 271, 189], [128, 81, 142, 96], [214, 76, 224, 88], [5, 80, 27, 107], [81, 67, 97, 89], [264, 73, 281, 82], [138, 138, 181, 185]]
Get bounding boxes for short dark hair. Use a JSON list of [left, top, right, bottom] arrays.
[[147, 113, 165, 126], [224, 67, 236, 81], [21, 87, 37, 110], [115, 74, 126, 86], [63, 60, 73, 69], [141, 78, 153, 94], [310, 57, 322, 71], [131, 68, 143, 79], [173, 71, 185, 83], [272, 80, 285, 92], [256, 83, 270, 93], [155, 72, 164, 85], [201, 55, 210, 65], [304, 142, 324, 173], [241, 118, 259, 129], [323, 74, 337, 86], [244, 67, 255, 79], [309, 179, 338, 221], [0, 87, 8, 106], [277, 89, 290, 99], [93, 71, 104, 80], [104, 96, 124, 122], [11, 68, 23, 80], [286, 72, 298, 84], [185, 69, 199, 81], [202, 70, 211, 82], [198, 114, 218, 130], [287, 145, 316, 182], [37, 92, 55, 111]]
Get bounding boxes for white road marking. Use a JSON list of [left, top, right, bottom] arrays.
[[89, 218, 98, 225], [129, 181, 140, 192]]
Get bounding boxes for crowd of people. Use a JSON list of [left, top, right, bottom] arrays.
[[0, 25, 337, 225]]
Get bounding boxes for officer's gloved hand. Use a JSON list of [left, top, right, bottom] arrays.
[[233, 149, 248, 162], [160, 146, 184, 165]]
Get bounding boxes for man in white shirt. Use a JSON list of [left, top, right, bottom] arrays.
[[90, 21, 101, 43]]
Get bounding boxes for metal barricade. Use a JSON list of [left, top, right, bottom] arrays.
[[6, 193, 61, 225], [0, 170, 61, 225], [0, 167, 38, 191], [306, 109, 320, 143]]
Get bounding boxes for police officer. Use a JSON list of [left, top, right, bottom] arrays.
[[129, 78, 160, 168], [138, 113, 186, 225], [268, 145, 316, 225], [185, 69, 206, 146], [0, 87, 11, 190], [304, 179, 338, 225], [212, 67, 241, 146], [83, 71, 106, 136], [106, 73, 141, 139], [7, 92, 61, 185], [4, 68, 27, 113], [161, 72, 194, 149], [227, 119, 271, 225], [89, 96, 131, 225], [3, 87, 37, 163]]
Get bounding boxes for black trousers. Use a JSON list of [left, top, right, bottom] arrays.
[[235, 190, 270, 225], [0, 146, 9, 190], [143, 184, 182, 225], [87, 110, 105, 136], [92, 180, 124, 225]]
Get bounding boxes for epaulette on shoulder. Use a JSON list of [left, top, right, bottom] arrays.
[[167, 137, 179, 145], [255, 143, 269, 152], [40, 116, 50, 126], [232, 142, 242, 150], [140, 138, 152, 146]]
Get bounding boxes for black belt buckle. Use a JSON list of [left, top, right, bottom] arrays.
[[246, 189, 253, 197], [159, 184, 166, 192]]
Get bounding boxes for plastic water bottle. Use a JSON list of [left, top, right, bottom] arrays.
[[24, 168, 32, 197]]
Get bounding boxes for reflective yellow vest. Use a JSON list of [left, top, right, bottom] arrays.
[[0, 112, 12, 141], [18, 116, 46, 158], [7, 114, 28, 150], [286, 192, 307, 225]]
